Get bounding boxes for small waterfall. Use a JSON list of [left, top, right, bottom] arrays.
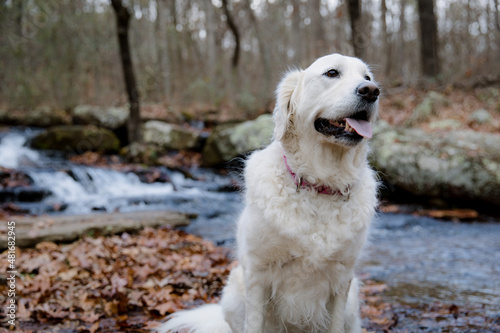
[[28, 166, 175, 214], [0, 131, 40, 168], [0, 127, 242, 244]]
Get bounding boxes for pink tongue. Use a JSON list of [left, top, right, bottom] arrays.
[[345, 118, 372, 138]]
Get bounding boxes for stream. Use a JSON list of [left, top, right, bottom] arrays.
[[1, 127, 499, 331]]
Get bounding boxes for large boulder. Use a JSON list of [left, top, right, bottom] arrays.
[[370, 121, 500, 205], [30, 125, 120, 153], [468, 109, 492, 124], [0, 106, 70, 127], [142, 120, 201, 150], [202, 114, 274, 166], [405, 91, 449, 126], [72, 105, 129, 129]]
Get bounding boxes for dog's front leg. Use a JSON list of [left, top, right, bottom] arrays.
[[244, 273, 268, 333], [328, 278, 352, 333]]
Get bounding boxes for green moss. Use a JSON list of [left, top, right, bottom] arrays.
[[30, 125, 120, 153]]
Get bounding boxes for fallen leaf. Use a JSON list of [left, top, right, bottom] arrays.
[[154, 301, 180, 316], [418, 209, 478, 220], [59, 268, 79, 281], [88, 321, 100, 333]]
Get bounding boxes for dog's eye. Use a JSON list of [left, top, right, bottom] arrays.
[[364, 75, 371, 81], [324, 69, 340, 78]]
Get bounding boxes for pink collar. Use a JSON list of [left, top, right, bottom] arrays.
[[283, 154, 350, 197]]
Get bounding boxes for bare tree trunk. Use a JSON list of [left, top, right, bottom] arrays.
[[417, 0, 440, 78], [110, 0, 141, 144], [493, 0, 500, 75], [168, 0, 182, 97], [398, 0, 407, 80], [347, 0, 364, 59], [380, 0, 390, 77], [204, 0, 217, 79], [243, 0, 271, 99], [290, 0, 303, 63], [308, 0, 326, 59], [221, 0, 240, 69], [465, 0, 472, 71], [155, 0, 170, 100], [16, 0, 23, 36], [495, 0, 500, 31]]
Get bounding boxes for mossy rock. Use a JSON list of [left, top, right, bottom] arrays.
[[370, 122, 500, 205], [405, 91, 449, 126], [468, 109, 492, 124], [72, 105, 129, 129], [202, 114, 274, 166], [120, 142, 164, 165], [142, 120, 201, 150], [0, 106, 71, 127], [30, 125, 120, 153]]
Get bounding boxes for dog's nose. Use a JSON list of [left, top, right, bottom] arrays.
[[356, 82, 380, 103]]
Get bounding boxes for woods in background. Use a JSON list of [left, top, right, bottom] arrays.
[[1, 0, 499, 112]]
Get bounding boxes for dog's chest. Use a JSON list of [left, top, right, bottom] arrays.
[[279, 193, 369, 260]]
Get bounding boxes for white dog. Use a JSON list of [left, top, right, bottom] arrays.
[[157, 53, 380, 333]]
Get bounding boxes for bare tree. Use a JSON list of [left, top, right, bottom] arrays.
[[221, 0, 240, 69], [398, 0, 407, 80], [110, 0, 141, 143], [310, 0, 326, 59], [290, 0, 303, 63], [417, 0, 440, 78], [380, 0, 390, 77], [155, 0, 170, 99], [243, 0, 271, 98], [204, 0, 217, 78], [347, 0, 364, 59], [1, 0, 499, 111], [495, 0, 500, 31]]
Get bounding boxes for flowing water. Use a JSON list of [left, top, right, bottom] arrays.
[[0, 127, 242, 242], [1, 127, 499, 329]]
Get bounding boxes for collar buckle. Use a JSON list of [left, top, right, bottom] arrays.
[[296, 177, 303, 193]]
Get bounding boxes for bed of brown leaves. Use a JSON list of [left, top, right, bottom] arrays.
[[0, 227, 235, 332], [379, 86, 500, 133], [1, 226, 499, 332]]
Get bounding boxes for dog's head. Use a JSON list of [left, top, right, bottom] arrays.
[[273, 54, 379, 148]]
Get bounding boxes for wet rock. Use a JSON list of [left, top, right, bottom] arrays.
[[72, 105, 129, 129], [128, 167, 171, 184], [0, 167, 33, 188], [30, 125, 120, 153], [202, 114, 274, 166], [143, 120, 201, 150], [120, 142, 164, 165], [0, 186, 50, 203], [0, 106, 71, 127], [405, 91, 449, 126], [371, 121, 500, 205], [468, 109, 492, 124]]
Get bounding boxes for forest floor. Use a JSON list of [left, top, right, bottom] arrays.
[[378, 86, 499, 133], [2, 226, 499, 333]]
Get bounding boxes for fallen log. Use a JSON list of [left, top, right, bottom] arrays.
[[1, 210, 189, 248]]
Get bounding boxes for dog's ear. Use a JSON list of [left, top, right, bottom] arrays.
[[273, 69, 303, 141]]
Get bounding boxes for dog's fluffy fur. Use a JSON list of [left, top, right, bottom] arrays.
[[157, 54, 379, 333]]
